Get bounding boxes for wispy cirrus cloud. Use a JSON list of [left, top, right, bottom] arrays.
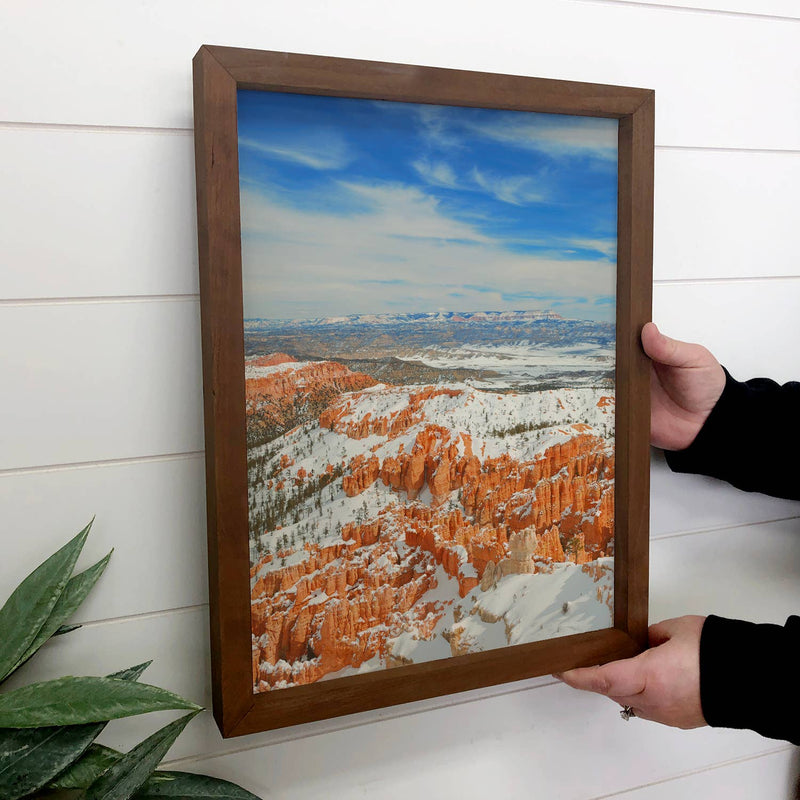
[[406, 104, 617, 161], [470, 166, 546, 205], [415, 105, 466, 149], [412, 157, 547, 206], [238, 132, 353, 170], [467, 115, 617, 160], [411, 158, 460, 189], [568, 237, 617, 259]]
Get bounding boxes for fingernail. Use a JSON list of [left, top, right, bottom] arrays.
[[551, 673, 563, 681]]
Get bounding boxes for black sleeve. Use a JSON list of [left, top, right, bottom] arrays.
[[665, 367, 800, 501], [665, 368, 800, 743], [700, 614, 800, 745]]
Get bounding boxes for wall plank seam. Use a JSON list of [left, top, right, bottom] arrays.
[[0, 451, 204, 478], [158, 679, 563, 767], [0, 120, 193, 137], [571, 0, 800, 23], [5, 120, 800, 158], [651, 516, 800, 541], [7, 275, 800, 309], [657, 145, 800, 155], [76, 603, 206, 630], [650, 513, 800, 542], [0, 295, 200, 308], [582, 745, 795, 799], [655, 276, 800, 286]]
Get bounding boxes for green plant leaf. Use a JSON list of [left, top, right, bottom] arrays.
[[133, 771, 262, 799], [83, 711, 201, 800], [0, 521, 92, 683], [47, 743, 122, 790], [0, 723, 99, 800], [0, 663, 151, 799], [13, 551, 112, 674], [49, 755, 263, 797], [106, 662, 153, 683], [53, 624, 82, 637], [0, 675, 201, 728]]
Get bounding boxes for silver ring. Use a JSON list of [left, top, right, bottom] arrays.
[[620, 705, 636, 721]]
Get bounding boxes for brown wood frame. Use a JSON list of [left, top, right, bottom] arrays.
[[193, 44, 653, 739]]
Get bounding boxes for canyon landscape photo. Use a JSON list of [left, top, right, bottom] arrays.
[[237, 89, 619, 691]]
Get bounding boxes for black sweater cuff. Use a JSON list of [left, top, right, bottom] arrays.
[[665, 367, 800, 500], [665, 367, 741, 473], [700, 614, 800, 745]]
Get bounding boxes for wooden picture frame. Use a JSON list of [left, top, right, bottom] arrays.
[[193, 44, 653, 739]]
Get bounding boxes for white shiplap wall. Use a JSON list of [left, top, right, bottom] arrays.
[[1, 1, 798, 796]]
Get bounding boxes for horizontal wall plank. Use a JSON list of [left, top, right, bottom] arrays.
[[170, 689, 772, 799], [650, 517, 800, 623], [0, 607, 218, 763], [0, 1, 797, 150], [602, 0, 800, 19], [653, 279, 800, 385], [0, 127, 198, 299], [3, 129, 800, 300], [0, 455, 208, 622], [3, 281, 792, 473], [598, 748, 798, 800], [6, 514, 797, 774], [650, 450, 800, 537], [0, 434, 794, 629], [2, 605, 774, 795], [0, 300, 203, 470], [654, 149, 800, 282]]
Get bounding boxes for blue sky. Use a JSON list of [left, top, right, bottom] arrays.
[[238, 89, 618, 322]]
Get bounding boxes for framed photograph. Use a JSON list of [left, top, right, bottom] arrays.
[[193, 45, 653, 738]]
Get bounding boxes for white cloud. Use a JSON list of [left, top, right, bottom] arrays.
[[415, 105, 465, 149], [412, 158, 546, 206], [467, 115, 617, 161], [568, 237, 617, 258], [326, 181, 489, 244], [239, 184, 615, 320], [411, 159, 460, 189], [404, 104, 617, 161], [470, 167, 545, 205], [238, 133, 352, 170]]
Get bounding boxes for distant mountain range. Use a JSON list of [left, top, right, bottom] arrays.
[[244, 310, 614, 379], [245, 310, 565, 328]]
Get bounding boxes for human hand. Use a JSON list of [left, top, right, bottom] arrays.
[[554, 616, 707, 729], [641, 322, 725, 451]]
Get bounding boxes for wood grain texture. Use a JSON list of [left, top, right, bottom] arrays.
[[205, 45, 650, 116], [193, 45, 653, 737], [613, 93, 654, 646], [193, 46, 253, 736]]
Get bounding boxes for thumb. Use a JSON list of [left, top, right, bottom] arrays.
[[641, 322, 704, 369], [556, 653, 647, 698]]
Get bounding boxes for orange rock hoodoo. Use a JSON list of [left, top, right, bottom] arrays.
[[246, 357, 378, 437], [250, 524, 441, 688], [250, 372, 615, 691], [340, 424, 614, 558]]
